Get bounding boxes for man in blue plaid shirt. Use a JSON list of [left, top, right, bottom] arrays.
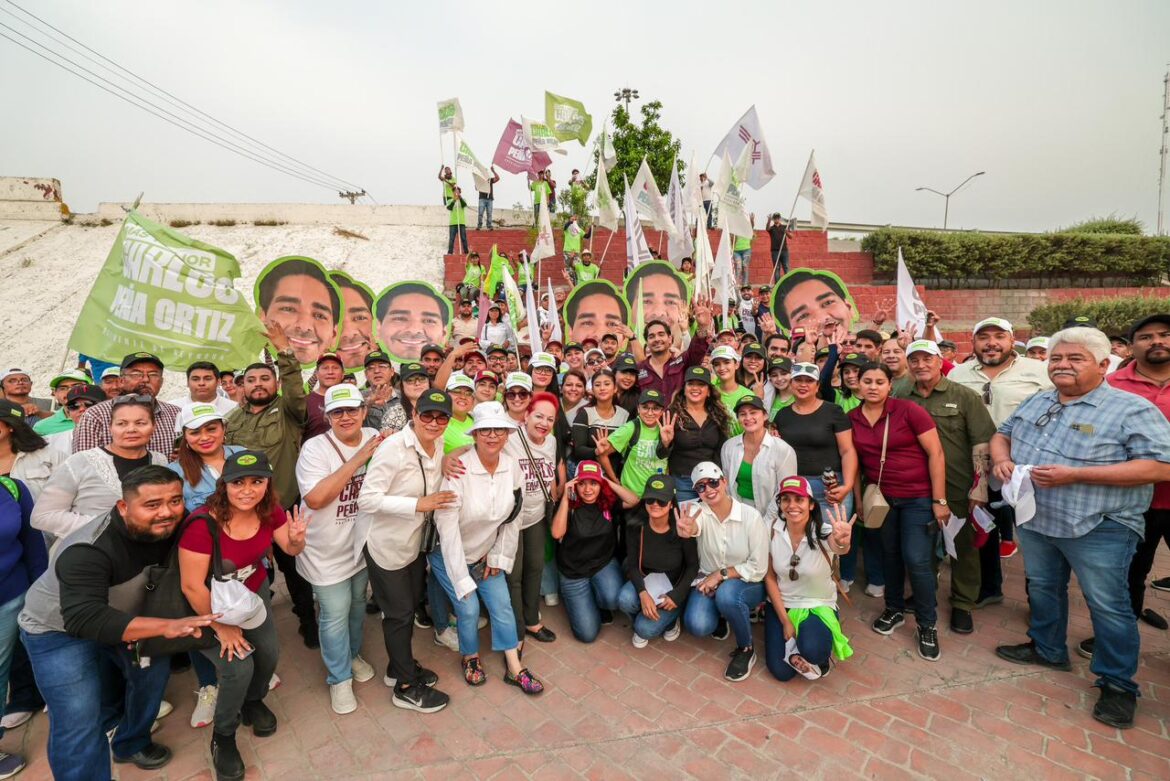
[[989, 327, 1170, 730]]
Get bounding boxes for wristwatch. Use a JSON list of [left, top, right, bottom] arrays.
[[933, 499, 948, 507], [719, 567, 729, 580]]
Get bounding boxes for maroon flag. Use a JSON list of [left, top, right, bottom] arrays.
[[492, 119, 552, 182]]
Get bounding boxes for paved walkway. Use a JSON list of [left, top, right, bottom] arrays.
[[4, 550, 1169, 780]]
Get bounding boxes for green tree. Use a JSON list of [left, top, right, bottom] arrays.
[[586, 100, 684, 197]]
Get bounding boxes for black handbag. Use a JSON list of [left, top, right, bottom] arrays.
[[417, 452, 439, 554], [137, 513, 222, 657]]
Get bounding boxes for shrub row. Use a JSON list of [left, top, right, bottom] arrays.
[[1027, 295, 1170, 337]]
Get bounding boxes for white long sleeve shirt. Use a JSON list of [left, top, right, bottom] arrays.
[[434, 449, 522, 600], [685, 498, 770, 583], [720, 433, 798, 518], [31, 449, 167, 539], [356, 426, 444, 572]]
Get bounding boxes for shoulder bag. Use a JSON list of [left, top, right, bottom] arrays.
[[137, 513, 223, 657], [860, 417, 890, 529]]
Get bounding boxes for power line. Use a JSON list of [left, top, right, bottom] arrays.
[[1, 0, 367, 195]]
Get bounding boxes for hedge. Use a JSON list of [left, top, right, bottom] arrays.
[[1027, 295, 1170, 337], [862, 228, 1170, 287]]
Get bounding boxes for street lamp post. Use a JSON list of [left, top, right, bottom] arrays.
[[916, 171, 986, 229], [613, 86, 639, 110]]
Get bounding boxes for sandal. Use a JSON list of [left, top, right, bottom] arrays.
[[503, 667, 544, 695], [462, 657, 486, 686]]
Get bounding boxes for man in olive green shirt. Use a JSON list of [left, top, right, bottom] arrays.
[[895, 340, 996, 635]]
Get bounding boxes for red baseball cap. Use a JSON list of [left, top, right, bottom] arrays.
[[575, 460, 605, 483], [778, 476, 813, 499]]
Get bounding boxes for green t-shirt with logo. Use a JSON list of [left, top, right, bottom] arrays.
[[607, 420, 666, 496], [531, 180, 551, 206], [833, 388, 862, 413], [769, 393, 796, 418], [443, 415, 474, 454], [574, 261, 600, 282], [719, 385, 757, 436], [447, 197, 466, 226], [563, 226, 583, 254], [462, 262, 483, 288]]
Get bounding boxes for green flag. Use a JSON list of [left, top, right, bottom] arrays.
[[545, 91, 593, 145], [69, 211, 268, 368], [483, 244, 512, 299]]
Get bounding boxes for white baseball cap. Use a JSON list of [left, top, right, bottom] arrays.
[[505, 372, 533, 391], [690, 461, 725, 485], [466, 401, 517, 433], [445, 372, 474, 392], [973, 317, 1013, 334], [178, 402, 225, 430], [1025, 336, 1049, 351], [529, 352, 557, 370], [906, 339, 941, 357], [323, 383, 363, 413], [0, 368, 30, 383], [710, 346, 741, 363], [101, 367, 121, 380], [791, 362, 820, 381]]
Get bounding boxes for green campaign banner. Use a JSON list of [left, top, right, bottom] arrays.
[[68, 211, 268, 370], [545, 91, 593, 145]]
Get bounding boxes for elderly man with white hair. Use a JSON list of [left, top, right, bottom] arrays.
[[990, 327, 1170, 730]]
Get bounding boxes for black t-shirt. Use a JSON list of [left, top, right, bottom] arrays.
[[772, 402, 851, 475], [102, 448, 153, 481], [557, 503, 618, 579], [668, 413, 727, 477], [767, 224, 787, 251], [624, 519, 699, 607]]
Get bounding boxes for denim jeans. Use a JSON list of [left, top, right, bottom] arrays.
[[428, 548, 519, 655], [802, 475, 876, 585], [673, 474, 697, 503], [733, 249, 752, 288], [312, 570, 370, 685], [878, 496, 938, 626], [0, 594, 24, 739], [190, 648, 217, 687], [684, 579, 765, 648], [763, 602, 834, 681], [23, 628, 170, 779], [448, 224, 469, 254], [4, 637, 44, 715], [477, 198, 493, 229], [617, 580, 681, 639], [427, 557, 453, 629], [559, 558, 624, 642], [1016, 519, 1141, 693]]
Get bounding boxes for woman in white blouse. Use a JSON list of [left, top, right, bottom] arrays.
[[430, 402, 545, 695], [764, 476, 854, 682], [478, 304, 514, 351], [720, 396, 797, 519], [0, 400, 65, 501], [31, 396, 166, 539]]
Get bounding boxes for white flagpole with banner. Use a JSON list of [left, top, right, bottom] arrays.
[[797, 150, 829, 230], [896, 247, 930, 338]]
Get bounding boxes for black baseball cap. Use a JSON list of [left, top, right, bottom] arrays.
[[121, 351, 164, 371], [614, 353, 638, 373], [839, 352, 868, 368], [399, 362, 428, 383], [487, 344, 508, 356], [815, 347, 830, 359], [937, 340, 957, 350], [1129, 313, 1170, 340], [1108, 334, 1131, 346], [364, 350, 392, 367], [768, 357, 793, 373], [221, 451, 273, 482], [642, 474, 676, 504], [420, 343, 445, 358], [415, 389, 453, 416], [742, 342, 765, 359], [0, 400, 28, 424], [1063, 315, 1099, 329], [638, 388, 665, 407], [734, 395, 766, 414], [685, 365, 712, 384], [66, 384, 108, 405], [564, 342, 584, 354]]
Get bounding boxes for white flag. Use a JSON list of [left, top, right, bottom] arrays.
[[798, 150, 829, 230], [531, 197, 555, 263], [682, 151, 703, 223], [692, 212, 715, 302], [715, 147, 753, 238], [437, 98, 464, 134], [524, 261, 543, 354], [623, 175, 653, 271], [667, 158, 693, 264], [456, 139, 492, 193], [630, 157, 678, 236], [713, 229, 734, 331], [546, 277, 563, 343], [596, 123, 617, 168], [712, 105, 775, 189], [896, 247, 930, 337], [522, 116, 563, 155], [595, 156, 620, 231]]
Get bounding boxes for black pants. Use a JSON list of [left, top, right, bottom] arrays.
[[507, 521, 547, 639], [272, 544, 315, 625], [365, 548, 425, 688], [978, 487, 1011, 600], [1130, 508, 1170, 615]]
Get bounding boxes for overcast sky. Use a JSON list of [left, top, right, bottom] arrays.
[[2, 0, 1168, 233]]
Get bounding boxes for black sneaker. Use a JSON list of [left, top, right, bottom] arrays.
[[599, 608, 614, 626], [393, 684, 450, 714], [1092, 684, 1137, 729], [1140, 608, 1168, 630], [872, 609, 905, 635], [950, 608, 974, 635], [210, 731, 245, 781], [240, 699, 277, 737], [995, 642, 1072, 671], [917, 626, 941, 661], [711, 618, 730, 641], [1077, 637, 1095, 660], [414, 608, 434, 629], [298, 621, 320, 649], [365, 598, 380, 615], [384, 662, 440, 689], [1151, 576, 1170, 593], [113, 742, 172, 770], [724, 647, 756, 681]]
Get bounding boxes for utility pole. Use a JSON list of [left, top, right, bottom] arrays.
[[915, 171, 985, 230], [339, 190, 366, 204], [1158, 68, 1169, 236]]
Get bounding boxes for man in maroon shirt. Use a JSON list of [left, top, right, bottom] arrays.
[[305, 352, 344, 441], [634, 298, 714, 404], [1106, 314, 1170, 632]]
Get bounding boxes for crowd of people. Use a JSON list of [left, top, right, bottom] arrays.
[[0, 280, 1167, 780]]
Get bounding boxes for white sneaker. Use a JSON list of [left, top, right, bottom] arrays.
[[156, 699, 173, 720], [840, 579, 853, 594], [433, 627, 460, 652], [664, 621, 681, 642], [543, 593, 560, 606], [190, 685, 217, 729], [351, 655, 375, 683], [329, 680, 357, 715], [477, 616, 488, 629], [0, 711, 33, 730], [268, 673, 281, 690], [865, 584, 885, 598], [631, 633, 649, 649]]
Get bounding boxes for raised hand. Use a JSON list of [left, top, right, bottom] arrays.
[[658, 411, 677, 446], [871, 297, 893, 327], [286, 505, 308, 546], [674, 503, 700, 538], [592, 430, 612, 456], [265, 319, 290, 353], [825, 502, 856, 547], [758, 312, 777, 337]]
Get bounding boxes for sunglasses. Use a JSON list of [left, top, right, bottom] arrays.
[[788, 553, 801, 581], [644, 498, 670, 508], [476, 427, 508, 437], [694, 479, 721, 495], [66, 400, 95, 411], [505, 390, 531, 399], [112, 393, 154, 406], [586, 358, 604, 366], [327, 406, 363, 419], [418, 411, 451, 425], [981, 382, 992, 406], [1035, 400, 1064, 429]]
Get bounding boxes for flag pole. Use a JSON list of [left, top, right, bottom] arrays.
[[599, 228, 615, 269], [768, 188, 803, 286]]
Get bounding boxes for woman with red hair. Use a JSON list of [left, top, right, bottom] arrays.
[[550, 460, 639, 642], [502, 391, 566, 647]]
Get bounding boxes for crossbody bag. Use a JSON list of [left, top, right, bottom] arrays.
[[861, 417, 890, 529]]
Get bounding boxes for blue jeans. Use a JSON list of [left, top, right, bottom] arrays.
[[190, 648, 217, 687], [673, 474, 697, 503], [763, 603, 834, 681], [448, 224, 468, 254], [558, 559, 624, 643], [427, 560, 453, 629], [1016, 519, 1141, 693], [313, 570, 370, 685], [733, 249, 752, 288], [617, 581, 681, 639], [23, 628, 170, 780], [0, 594, 24, 740], [428, 548, 519, 655], [684, 579, 765, 648], [880, 497, 938, 625], [477, 198, 493, 229]]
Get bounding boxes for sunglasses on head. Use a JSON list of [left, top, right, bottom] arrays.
[[694, 479, 721, 495], [112, 393, 153, 406]]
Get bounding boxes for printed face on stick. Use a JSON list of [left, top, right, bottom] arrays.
[[255, 256, 342, 367], [328, 271, 376, 370], [769, 269, 858, 336], [374, 281, 452, 363], [563, 279, 629, 345], [624, 261, 690, 342]]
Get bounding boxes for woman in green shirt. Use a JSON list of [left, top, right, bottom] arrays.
[[458, 253, 484, 301], [446, 186, 469, 255], [710, 345, 756, 435], [594, 389, 669, 496]]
